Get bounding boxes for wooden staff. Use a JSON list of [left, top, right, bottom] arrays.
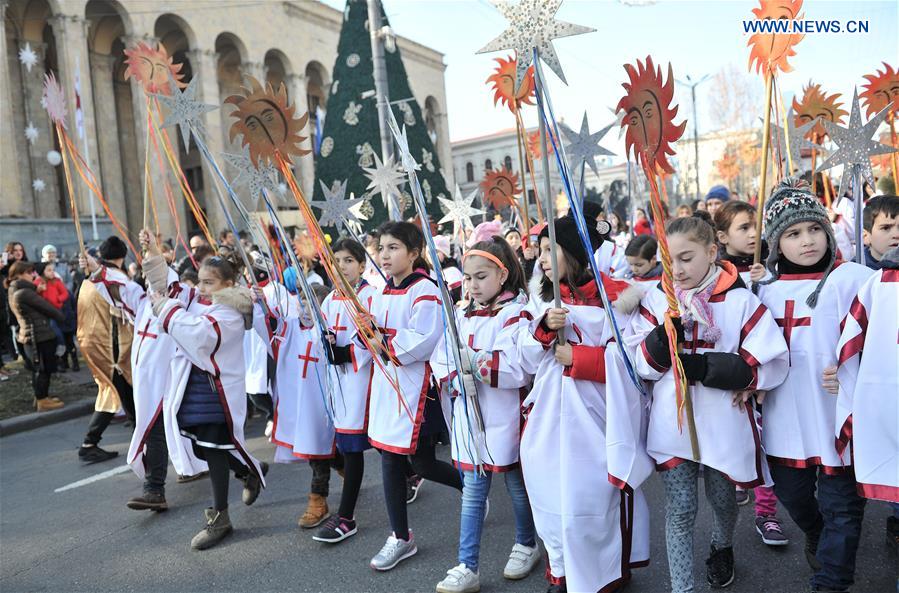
[[777, 85, 793, 174], [56, 124, 85, 256], [754, 71, 774, 264], [512, 98, 532, 233], [889, 112, 899, 188], [515, 108, 545, 223]]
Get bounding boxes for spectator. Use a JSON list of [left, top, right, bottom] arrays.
[[34, 262, 79, 372], [238, 230, 253, 251], [691, 199, 706, 212], [676, 203, 693, 218], [219, 228, 237, 248], [160, 241, 176, 265], [633, 208, 653, 236], [704, 185, 731, 216], [177, 231, 211, 275], [41, 244, 72, 287], [6, 261, 65, 411]]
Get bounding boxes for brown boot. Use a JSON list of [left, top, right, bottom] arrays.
[[298, 493, 329, 529], [191, 508, 233, 550], [35, 398, 64, 412]]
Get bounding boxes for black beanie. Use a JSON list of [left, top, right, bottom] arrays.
[[99, 236, 128, 261], [539, 215, 602, 268]]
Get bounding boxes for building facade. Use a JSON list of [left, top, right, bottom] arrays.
[[1, 0, 452, 254]]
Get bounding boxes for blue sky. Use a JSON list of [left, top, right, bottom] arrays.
[[323, 0, 897, 157]]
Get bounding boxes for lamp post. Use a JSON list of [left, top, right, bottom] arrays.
[[676, 74, 710, 201]]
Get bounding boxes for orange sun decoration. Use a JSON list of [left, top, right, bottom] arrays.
[[123, 41, 186, 95], [791, 82, 848, 140], [616, 56, 686, 175], [526, 129, 556, 161], [486, 56, 535, 112], [747, 0, 804, 76], [479, 167, 522, 210], [224, 76, 310, 167], [860, 62, 899, 118]]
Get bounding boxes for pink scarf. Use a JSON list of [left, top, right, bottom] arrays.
[[674, 265, 722, 343]]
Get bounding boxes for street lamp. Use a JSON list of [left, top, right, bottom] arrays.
[[676, 73, 711, 201]]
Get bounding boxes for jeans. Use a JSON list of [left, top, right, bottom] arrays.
[[20, 339, 57, 398], [83, 411, 114, 446], [142, 414, 168, 495], [310, 454, 345, 496], [770, 464, 866, 591], [458, 468, 536, 572]]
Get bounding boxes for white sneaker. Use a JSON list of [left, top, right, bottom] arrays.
[[264, 420, 273, 438], [370, 531, 417, 571], [503, 543, 541, 580], [436, 564, 480, 593]]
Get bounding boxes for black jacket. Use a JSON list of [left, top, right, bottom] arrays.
[[8, 279, 64, 344]]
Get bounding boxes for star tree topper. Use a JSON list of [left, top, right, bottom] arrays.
[[560, 112, 615, 177], [768, 107, 823, 173], [818, 89, 899, 198], [155, 76, 217, 149], [477, 0, 595, 87], [438, 185, 485, 237], [311, 178, 365, 228], [362, 153, 406, 210]]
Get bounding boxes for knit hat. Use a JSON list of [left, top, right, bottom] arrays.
[[433, 235, 452, 258], [98, 236, 128, 261], [761, 176, 837, 307], [705, 185, 731, 203], [467, 220, 503, 247], [538, 215, 602, 268], [41, 244, 57, 261], [581, 200, 613, 236]]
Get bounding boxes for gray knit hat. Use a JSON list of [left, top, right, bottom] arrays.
[[762, 176, 836, 307]]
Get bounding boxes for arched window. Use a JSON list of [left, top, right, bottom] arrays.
[[504, 155, 513, 171], [485, 158, 493, 172], [465, 162, 474, 183]]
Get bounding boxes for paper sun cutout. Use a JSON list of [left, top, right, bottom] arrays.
[[156, 76, 217, 150], [18, 43, 38, 73], [477, 0, 595, 88], [791, 82, 848, 140], [616, 56, 686, 175], [527, 129, 556, 160], [486, 56, 535, 112], [225, 76, 310, 167], [362, 153, 406, 211], [480, 167, 522, 210], [124, 42, 186, 95], [746, 0, 804, 76], [818, 89, 899, 198], [42, 72, 67, 128], [311, 179, 365, 229], [438, 185, 485, 237], [860, 62, 899, 118], [560, 112, 615, 177], [24, 122, 38, 145]]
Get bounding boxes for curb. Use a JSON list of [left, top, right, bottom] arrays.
[[0, 398, 95, 438]]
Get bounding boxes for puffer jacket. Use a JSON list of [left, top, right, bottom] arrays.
[[8, 279, 64, 344]]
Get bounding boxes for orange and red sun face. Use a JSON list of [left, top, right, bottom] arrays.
[[791, 82, 848, 139], [860, 62, 899, 119], [123, 42, 185, 95], [747, 0, 804, 76], [479, 167, 521, 210], [224, 76, 310, 167], [486, 56, 535, 113], [616, 56, 686, 175]]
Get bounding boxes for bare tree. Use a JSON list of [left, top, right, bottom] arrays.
[[708, 64, 763, 132]]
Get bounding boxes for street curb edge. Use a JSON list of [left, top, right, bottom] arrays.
[[0, 399, 95, 438]]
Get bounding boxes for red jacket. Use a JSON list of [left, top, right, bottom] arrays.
[[633, 218, 653, 236], [35, 277, 69, 310]]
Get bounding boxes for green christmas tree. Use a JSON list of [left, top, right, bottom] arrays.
[[312, 0, 450, 231]]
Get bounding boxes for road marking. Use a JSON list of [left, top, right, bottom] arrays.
[[54, 464, 131, 493]]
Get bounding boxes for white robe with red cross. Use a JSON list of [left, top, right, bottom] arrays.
[[254, 305, 335, 462], [430, 295, 533, 472], [518, 276, 652, 593], [321, 281, 376, 435], [755, 261, 873, 474], [630, 262, 789, 487], [835, 267, 899, 502], [365, 274, 444, 454], [244, 280, 296, 396]]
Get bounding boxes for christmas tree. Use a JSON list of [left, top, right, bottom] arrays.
[[312, 0, 450, 231]]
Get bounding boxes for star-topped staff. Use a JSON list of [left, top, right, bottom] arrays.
[[818, 89, 899, 263], [155, 76, 217, 150], [560, 112, 615, 197], [362, 153, 406, 219], [221, 147, 279, 207], [311, 178, 365, 230], [438, 185, 485, 242], [767, 107, 823, 175]]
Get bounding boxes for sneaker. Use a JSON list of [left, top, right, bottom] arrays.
[[127, 492, 168, 512], [406, 474, 424, 504], [78, 446, 118, 465], [887, 516, 899, 551], [370, 531, 417, 571], [241, 462, 269, 506], [805, 527, 822, 571], [264, 420, 274, 438], [191, 508, 233, 550], [312, 515, 358, 544], [176, 471, 209, 484], [503, 543, 541, 580], [755, 516, 789, 546], [735, 487, 750, 506], [705, 544, 735, 588], [436, 564, 480, 593]]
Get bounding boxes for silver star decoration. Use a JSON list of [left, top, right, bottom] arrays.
[[18, 43, 38, 73], [311, 179, 364, 228], [609, 106, 626, 140], [560, 112, 615, 177], [766, 108, 823, 174], [24, 122, 38, 145], [385, 110, 421, 174], [222, 148, 278, 206], [32, 178, 46, 193], [362, 153, 406, 211], [438, 185, 485, 237], [155, 76, 217, 151], [818, 89, 899, 198], [477, 0, 595, 88]]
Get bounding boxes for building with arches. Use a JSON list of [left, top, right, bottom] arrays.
[[1, 0, 452, 249]]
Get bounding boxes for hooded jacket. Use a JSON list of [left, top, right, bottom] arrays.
[[8, 278, 64, 344]]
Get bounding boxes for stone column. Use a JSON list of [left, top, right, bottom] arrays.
[[188, 47, 227, 235], [88, 51, 127, 226], [287, 72, 315, 198], [0, 0, 25, 217]]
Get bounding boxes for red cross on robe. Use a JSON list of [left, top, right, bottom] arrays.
[[298, 341, 320, 379]]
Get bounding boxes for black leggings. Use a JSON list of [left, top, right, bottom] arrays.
[[205, 449, 250, 511], [382, 444, 462, 540], [338, 452, 365, 519], [20, 339, 57, 399]]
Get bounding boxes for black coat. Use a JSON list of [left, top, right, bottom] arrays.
[[8, 279, 64, 344]]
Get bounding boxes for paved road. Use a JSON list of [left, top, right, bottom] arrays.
[[1, 416, 894, 593]]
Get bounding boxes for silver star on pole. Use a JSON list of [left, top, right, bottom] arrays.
[[766, 108, 823, 174], [560, 112, 615, 177], [155, 76, 217, 150], [362, 153, 406, 210], [311, 179, 364, 228], [477, 0, 595, 88], [438, 185, 485, 237], [818, 89, 899, 198], [386, 112, 421, 174], [221, 148, 279, 206]]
